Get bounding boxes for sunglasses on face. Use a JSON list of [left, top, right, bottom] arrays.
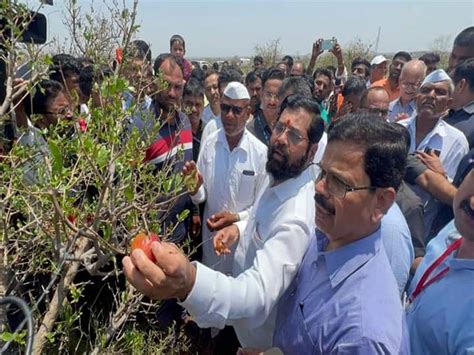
[[273, 121, 307, 145], [220, 103, 245, 116]]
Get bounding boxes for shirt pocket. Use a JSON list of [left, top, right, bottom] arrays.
[[237, 170, 257, 207]]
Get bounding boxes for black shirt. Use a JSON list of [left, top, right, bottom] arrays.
[[445, 101, 474, 149], [246, 109, 272, 146]]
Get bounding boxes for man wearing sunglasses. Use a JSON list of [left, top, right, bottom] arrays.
[[123, 95, 324, 350], [182, 82, 268, 277]]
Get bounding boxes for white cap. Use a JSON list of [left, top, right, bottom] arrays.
[[370, 55, 388, 66], [421, 69, 452, 87], [223, 81, 250, 100]]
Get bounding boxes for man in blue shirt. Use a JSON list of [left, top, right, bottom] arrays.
[[272, 114, 410, 354], [407, 163, 474, 354]]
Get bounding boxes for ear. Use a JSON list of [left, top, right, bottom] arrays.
[[370, 187, 396, 224], [458, 78, 467, 92]]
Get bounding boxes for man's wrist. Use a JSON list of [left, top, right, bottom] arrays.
[[178, 263, 197, 301]]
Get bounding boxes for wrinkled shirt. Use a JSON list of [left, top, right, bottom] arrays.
[[273, 229, 409, 354], [180, 168, 315, 349], [192, 128, 268, 274], [407, 221, 474, 354]]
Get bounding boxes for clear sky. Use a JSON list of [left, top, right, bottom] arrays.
[[38, 0, 474, 58]]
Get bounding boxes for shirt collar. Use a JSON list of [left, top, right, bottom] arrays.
[[317, 227, 382, 288], [271, 167, 312, 202], [216, 126, 250, 153], [463, 100, 474, 114], [414, 114, 448, 139]]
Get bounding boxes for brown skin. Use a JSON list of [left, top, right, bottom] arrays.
[[448, 45, 474, 72], [352, 64, 369, 81], [261, 78, 283, 127], [313, 74, 333, 102], [454, 170, 474, 259], [183, 94, 204, 133], [315, 140, 396, 250], [451, 77, 474, 110], [204, 73, 220, 115], [370, 61, 388, 83], [415, 81, 452, 146], [154, 58, 185, 123], [388, 56, 409, 90], [415, 169, 457, 206], [360, 88, 390, 118], [170, 41, 185, 57], [399, 60, 426, 106], [246, 77, 262, 114], [290, 62, 305, 76], [36, 91, 73, 129]]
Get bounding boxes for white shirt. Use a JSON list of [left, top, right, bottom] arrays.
[[192, 128, 268, 274], [201, 116, 223, 147], [181, 168, 315, 349], [202, 104, 219, 126], [399, 115, 469, 237], [310, 131, 327, 179], [399, 115, 469, 181]]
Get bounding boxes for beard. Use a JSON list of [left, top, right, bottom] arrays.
[[266, 143, 310, 181]]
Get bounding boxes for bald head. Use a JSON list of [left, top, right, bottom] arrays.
[[290, 62, 305, 76], [399, 59, 427, 101], [360, 86, 390, 118]]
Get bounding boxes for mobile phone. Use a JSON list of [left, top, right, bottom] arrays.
[[15, 62, 33, 80], [424, 147, 441, 157], [321, 38, 336, 51]]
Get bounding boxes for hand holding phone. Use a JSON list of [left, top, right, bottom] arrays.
[[321, 38, 337, 51]]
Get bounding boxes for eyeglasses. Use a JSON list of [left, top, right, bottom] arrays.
[[273, 121, 307, 145], [315, 163, 377, 198], [45, 106, 73, 116], [220, 103, 245, 116], [400, 81, 422, 90], [263, 91, 279, 101]]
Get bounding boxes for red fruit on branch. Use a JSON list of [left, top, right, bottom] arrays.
[[130, 232, 160, 262]]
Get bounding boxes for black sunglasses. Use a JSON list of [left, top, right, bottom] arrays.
[[220, 103, 244, 116]]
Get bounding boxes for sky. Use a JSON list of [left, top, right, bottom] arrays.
[[33, 0, 474, 58]]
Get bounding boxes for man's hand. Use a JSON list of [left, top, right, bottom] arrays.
[[311, 38, 323, 59], [394, 112, 410, 122], [330, 42, 344, 64], [416, 150, 446, 176], [213, 224, 240, 256], [122, 241, 196, 300], [207, 211, 239, 232], [190, 215, 201, 238], [182, 161, 203, 195]]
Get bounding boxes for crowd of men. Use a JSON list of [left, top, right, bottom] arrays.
[[6, 26, 474, 354]]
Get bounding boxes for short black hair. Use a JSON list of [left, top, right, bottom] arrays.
[[342, 76, 367, 97], [282, 55, 294, 69], [218, 67, 243, 90], [262, 67, 285, 87], [351, 57, 371, 77], [254, 55, 263, 64], [190, 66, 204, 82], [49, 54, 80, 83], [312, 67, 334, 82], [245, 70, 262, 86], [130, 39, 152, 63], [203, 69, 219, 81], [79, 64, 113, 98], [419, 52, 441, 65], [153, 53, 184, 76], [279, 94, 324, 145], [360, 86, 390, 108], [278, 76, 313, 100], [170, 34, 186, 50], [454, 26, 474, 48], [393, 51, 412, 62], [453, 58, 474, 91], [183, 77, 204, 98], [327, 113, 408, 190], [24, 80, 64, 117]]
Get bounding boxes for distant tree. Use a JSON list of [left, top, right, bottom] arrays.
[[254, 38, 282, 67], [429, 34, 452, 69]]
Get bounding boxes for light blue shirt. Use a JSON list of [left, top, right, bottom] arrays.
[[381, 203, 415, 294], [273, 228, 409, 354], [388, 98, 416, 122], [406, 221, 474, 355]]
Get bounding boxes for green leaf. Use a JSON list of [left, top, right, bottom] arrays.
[[124, 185, 134, 201], [178, 209, 190, 222], [48, 141, 63, 175]]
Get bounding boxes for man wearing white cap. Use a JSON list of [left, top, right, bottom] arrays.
[[399, 69, 469, 237], [183, 82, 268, 275], [369, 55, 388, 87]]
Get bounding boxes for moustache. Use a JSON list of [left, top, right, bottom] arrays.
[[314, 193, 335, 215]]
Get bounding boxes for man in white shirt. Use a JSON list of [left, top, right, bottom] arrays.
[[183, 82, 268, 275], [388, 59, 426, 122], [123, 95, 325, 350], [399, 69, 469, 237], [201, 70, 220, 126]]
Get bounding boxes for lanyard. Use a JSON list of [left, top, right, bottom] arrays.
[[410, 237, 463, 302]]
